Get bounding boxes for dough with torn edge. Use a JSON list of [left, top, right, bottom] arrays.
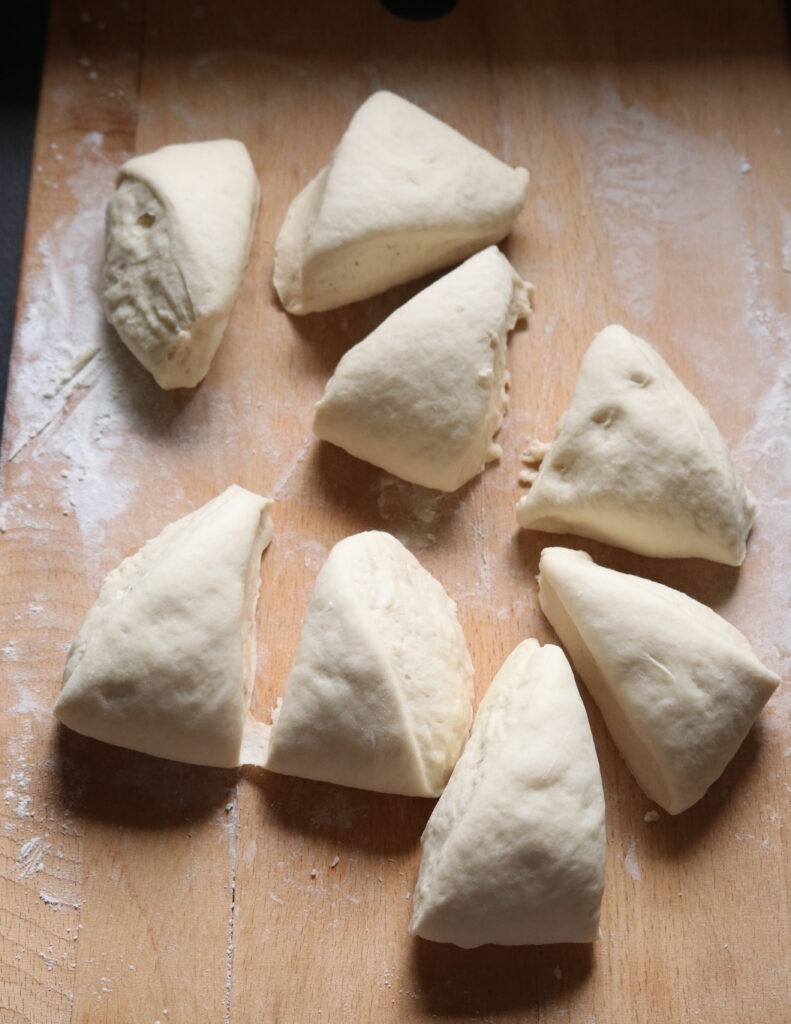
[[409, 639, 606, 948], [313, 246, 532, 492], [515, 324, 756, 564], [54, 485, 275, 769], [273, 90, 529, 314], [103, 140, 260, 389], [538, 547, 780, 815], [265, 531, 474, 796]]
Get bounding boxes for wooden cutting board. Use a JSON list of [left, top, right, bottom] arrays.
[[1, 1, 789, 1021]]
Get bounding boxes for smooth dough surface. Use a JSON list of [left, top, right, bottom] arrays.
[[103, 140, 260, 389], [409, 639, 606, 947], [54, 485, 274, 768], [265, 531, 474, 796], [516, 324, 756, 564], [313, 246, 532, 491], [273, 90, 529, 314], [538, 547, 779, 814]]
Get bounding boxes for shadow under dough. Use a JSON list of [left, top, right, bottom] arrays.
[[50, 724, 235, 829], [410, 934, 594, 1017], [510, 527, 741, 611], [246, 765, 433, 856]]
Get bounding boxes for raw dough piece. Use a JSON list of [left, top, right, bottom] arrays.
[[103, 140, 260, 389], [54, 486, 274, 768], [265, 531, 474, 796], [313, 246, 532, 491], [273, 90, 529, 314], [538, 547, 779, 814], [515, 325, 756, 564], [409, 640, 606, 947]]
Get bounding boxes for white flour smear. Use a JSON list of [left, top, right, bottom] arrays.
[[578, 84, 742, 327]]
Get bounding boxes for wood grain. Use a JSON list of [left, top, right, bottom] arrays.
[[1, 1, 789, 1022]]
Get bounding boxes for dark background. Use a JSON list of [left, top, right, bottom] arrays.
[[1, 4, 49, 444]]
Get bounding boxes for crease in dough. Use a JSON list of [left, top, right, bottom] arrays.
[[265, 531, 474, 797], [515, 324, 756, 564], [274, 90, 529, 314], [409, 639, 606, 947], [313, 246, 533, 492], [538, 547, 779, 814], [54, 485, 274, 768]]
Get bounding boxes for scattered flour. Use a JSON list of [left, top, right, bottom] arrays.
[[40, 891, 81, 911], [623, 840, 642, 883]]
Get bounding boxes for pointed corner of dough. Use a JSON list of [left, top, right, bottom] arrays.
[[265, 531, 473, 796], [516, 324, 756, 564], [272, 91, 530, 313], [54, 485, 274, 768], [410, 639, 605, 947], [537, 548, 779, 815], [104, 140, 260, 389], [313, 247, 529, 491]]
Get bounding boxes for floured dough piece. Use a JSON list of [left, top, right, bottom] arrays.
[[409, 640, 606, 947], [266, 531, 474, 796], [54, 486, 274, 768], [538, 547, 780, 814], [313, 247, 532, 491], [103, 140, 260, 389], [274, 90, 529, 313], [516, 325, 756, 564]]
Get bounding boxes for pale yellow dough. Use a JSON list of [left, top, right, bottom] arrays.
[[538, 547, 779, 814], [313, 246, 533, 491], [54, 486, 273, 768], [516, 324, 756, 564], [265, 531, 474, 797], [103, 140, 260, 389], [410, 640, 606, 947], [273, 90, 529, 313]]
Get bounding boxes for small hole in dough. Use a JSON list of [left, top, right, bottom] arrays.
[[591, 406, 617, 427], [137, 212, 156, 228], [629, 371, 651, 388], [552, 457, 574, 475]]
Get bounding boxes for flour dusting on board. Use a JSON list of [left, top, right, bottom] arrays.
[[580, 83, 791, 683], [377, 476, 462, 550], [580, 85, 741, 326]]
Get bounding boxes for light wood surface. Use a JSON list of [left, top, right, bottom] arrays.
[[2, 1, 790, 1021]]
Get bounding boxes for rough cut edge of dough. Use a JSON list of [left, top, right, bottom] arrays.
[[109, 140, 261, 390], [312, 248, 534, 492]]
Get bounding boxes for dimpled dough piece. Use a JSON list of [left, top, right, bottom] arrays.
[[265, 531, 474, 797], [103, 140, 260, 389], [409, 640, 606, 947], [54, 486, 274, 768], [313, 247, 532, 491], [515, 324, 756, 564], [273, 90, 530, 314], [538, 547, 779, 814]]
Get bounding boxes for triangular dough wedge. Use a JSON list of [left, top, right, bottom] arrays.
[[313, 246, 532, 491], [538, 547, 779, 814], [273, 90, 529, 313], [265, 531, 474, 796], [409, 640, 606, 947], [516, 324, 756, 564], [103, 140, 260, 389], [54, 485, 274, 768]]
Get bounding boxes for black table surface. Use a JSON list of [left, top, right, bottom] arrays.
[[1, 5, 49, 448]]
